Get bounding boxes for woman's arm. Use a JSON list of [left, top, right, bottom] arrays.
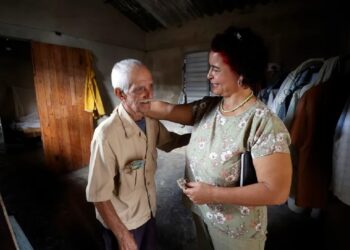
[[184, 152, 292, 206], [140, 101, 194, 126]]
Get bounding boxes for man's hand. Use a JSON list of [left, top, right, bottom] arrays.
[[183, 181, 216, 204], [94, 201, 138, 250], [117, 229, 137, 250]]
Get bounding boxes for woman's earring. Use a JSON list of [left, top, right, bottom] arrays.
[[238, 76, 243, 86]]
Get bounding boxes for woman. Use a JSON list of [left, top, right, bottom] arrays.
[[141, 26, 292, 250]]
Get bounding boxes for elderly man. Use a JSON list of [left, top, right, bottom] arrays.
[[86, 59, 190, 250]]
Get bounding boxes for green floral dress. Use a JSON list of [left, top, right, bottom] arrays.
[[186, 97, 290, 247]]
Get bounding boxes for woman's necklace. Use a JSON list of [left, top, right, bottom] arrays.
[[220, 91, 254, 113]]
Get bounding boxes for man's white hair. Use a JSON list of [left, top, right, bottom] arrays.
[[111, 59, 143, 93]]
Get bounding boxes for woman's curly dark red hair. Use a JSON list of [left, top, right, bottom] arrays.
[[211, 26, 268, 93]]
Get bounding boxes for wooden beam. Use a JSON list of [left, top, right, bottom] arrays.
[[0, 193, 19, 250]]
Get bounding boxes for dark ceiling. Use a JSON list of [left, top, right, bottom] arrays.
[[106, 0, 271, 32]]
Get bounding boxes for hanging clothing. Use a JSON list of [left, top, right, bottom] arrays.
[[281, 65, 320, 127], [268, 58, 324, 118], [284, 56, 340, 128], [258, 69, 288, 105], [84, 51, 105, 119], [332, 96, 350, 206], [290, 56, 350, 208]]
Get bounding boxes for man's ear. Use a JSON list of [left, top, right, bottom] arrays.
[[114, 88, 125, 100]]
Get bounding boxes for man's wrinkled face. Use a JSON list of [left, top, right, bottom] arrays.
[[124, 66, 154, 114]]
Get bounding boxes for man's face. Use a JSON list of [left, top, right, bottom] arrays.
[[124, 66, 153, 115]]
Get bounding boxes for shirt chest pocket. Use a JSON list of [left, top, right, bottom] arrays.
[[121, 160, 145, 191]]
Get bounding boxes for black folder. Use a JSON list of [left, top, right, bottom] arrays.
[[239, 151, 257, 186]]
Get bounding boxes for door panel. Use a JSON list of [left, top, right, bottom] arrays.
[[31, 42, 93, 172]]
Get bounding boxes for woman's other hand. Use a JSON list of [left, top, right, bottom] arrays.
[[183, 181, 216, 204]]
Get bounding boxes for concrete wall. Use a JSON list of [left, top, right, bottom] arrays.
[[145, 0, 349, 103], [1, 0, 349, 109], [0, 42, 34, 121], [0, 0, 145, 50], [0, 0, 147, 113]]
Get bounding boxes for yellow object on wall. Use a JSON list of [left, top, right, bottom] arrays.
[[84, 51, 105, 119]]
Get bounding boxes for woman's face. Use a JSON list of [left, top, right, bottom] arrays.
[[207, 51, 240, 97]]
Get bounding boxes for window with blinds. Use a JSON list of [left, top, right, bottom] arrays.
[[180, 51, 210, 104]]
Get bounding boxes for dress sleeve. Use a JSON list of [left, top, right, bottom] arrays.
[[156, 121, 191, 152], [250, 113, 291, 159], [191, 96, 221, 124]]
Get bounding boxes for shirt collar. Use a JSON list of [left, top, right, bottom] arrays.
[[115, 104, 147, 139]]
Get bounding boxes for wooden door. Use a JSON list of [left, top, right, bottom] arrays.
[[31, 42, 93, 173]]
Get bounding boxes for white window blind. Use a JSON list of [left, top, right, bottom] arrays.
[[180, 51, 210, 104]]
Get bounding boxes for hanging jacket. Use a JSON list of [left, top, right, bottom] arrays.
[[84, 51, 105, 119], [290, 55, 350, 208], [332, 96, 350, 206]]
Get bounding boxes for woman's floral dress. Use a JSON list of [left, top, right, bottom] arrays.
[[185, 97, 290, 243]]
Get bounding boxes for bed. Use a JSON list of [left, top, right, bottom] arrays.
[[11, 112, 41, 137], [10, 86, 41, 138]]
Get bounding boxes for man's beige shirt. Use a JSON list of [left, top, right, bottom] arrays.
[[86, 104, 182, 230]]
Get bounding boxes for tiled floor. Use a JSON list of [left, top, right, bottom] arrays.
[[0, 142, 349, 250]]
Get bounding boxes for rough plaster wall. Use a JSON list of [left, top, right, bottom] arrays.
[[0, 23, 146, 114], [145, 0, 348, 102], [0, 0, 148, 114], [145, 48, 183, 103], [0, 0, 145, 50], [145, 44, 210, 103], [0, 48, 34, 120]]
